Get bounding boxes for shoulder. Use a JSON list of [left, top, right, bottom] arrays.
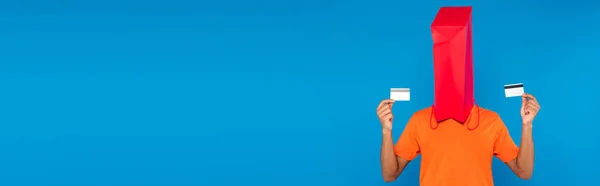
[[476, 106, 506, 128], [410, 106, 433, 121], [405, 106, 433, 128], [477, 107, 501, 120]]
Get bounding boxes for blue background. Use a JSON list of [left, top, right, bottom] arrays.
[[1, 0, 598, 185]]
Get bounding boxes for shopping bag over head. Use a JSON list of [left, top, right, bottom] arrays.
[[431, 6, 474, 124]]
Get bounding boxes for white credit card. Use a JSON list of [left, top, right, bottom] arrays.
[[390, 88, 410, 101], [504, 83, 524, 98]]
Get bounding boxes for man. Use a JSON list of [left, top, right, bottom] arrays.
[[377, 6, 540, 186]]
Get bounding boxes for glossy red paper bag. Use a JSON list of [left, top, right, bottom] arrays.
[[431, 6, 474, 124]]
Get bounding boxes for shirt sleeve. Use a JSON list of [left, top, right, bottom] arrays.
[[394, 112, 421, 161], [492, 115, 520, 163]]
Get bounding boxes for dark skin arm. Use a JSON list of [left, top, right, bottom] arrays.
[[381, 129, 410, 182], [505, 93, 539, 180], [377, 99, 411, 182], [505, 125, 533, 180]]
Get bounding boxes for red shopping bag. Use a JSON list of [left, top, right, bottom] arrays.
[[431, 6, 474, 124]]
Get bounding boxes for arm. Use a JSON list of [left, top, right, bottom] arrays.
[[503, 93, 539, 180], [381, 129, 410, 182], [492, 117, 532, 180], [376, 99, 420, 182], [505, 125, 534, 180]]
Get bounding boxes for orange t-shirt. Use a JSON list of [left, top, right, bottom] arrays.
[[394, 106, 519, 186]]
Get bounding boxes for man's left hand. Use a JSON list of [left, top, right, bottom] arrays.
[[521, 93, 540, 127]]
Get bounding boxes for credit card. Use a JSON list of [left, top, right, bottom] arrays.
[[504, 83, 524, 98], [390, 88, 410, 101]]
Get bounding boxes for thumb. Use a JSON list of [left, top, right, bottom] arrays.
[[521, 94, 527, 107]]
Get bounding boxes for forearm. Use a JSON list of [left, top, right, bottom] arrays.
[[381, 129, 400, 181], [516, 124, 534, 179]]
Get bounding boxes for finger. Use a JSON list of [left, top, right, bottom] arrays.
[[525, 97, 538, 104], [524, 103, 532, 111], [380, 112, 393, 121], [381, 112, 393, 118], [529, 103, 540, 111], [377, 101, 395, 113], [525, 104, 539, 114], [529, 100, 540, 108], [527, 103, 539, 112], [378, 108, 392, 117], [377, 103, 391, 114], [529, 107, 539, 113], [379, 108, 392, 116], [377, 99, 395, 110], [523, 93, 537, 102], [524, 105, 532, 113], [526, 102, 540, 110], [378, 108, 391, 116]]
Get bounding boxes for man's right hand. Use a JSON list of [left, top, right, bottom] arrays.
[[378, 99, 408, 182], [377, 99, 395, 132]]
